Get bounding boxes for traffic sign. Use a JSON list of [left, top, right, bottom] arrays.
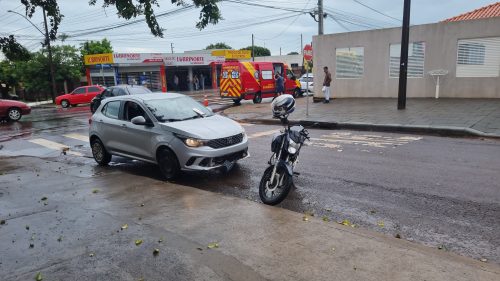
[[303, 44, 313, 61]]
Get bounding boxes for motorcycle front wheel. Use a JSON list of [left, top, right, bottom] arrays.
[[259, 165, 293, 205]]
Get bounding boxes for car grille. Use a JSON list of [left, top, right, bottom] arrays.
[[207, 133, 244, 149]]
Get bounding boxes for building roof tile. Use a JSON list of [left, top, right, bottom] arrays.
[[443, 2, 500, 22]]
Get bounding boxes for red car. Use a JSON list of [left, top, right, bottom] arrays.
[[0, 99, 31, 121], [55, 85, 105, 108]]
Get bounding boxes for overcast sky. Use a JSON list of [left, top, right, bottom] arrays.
[[0, 0, 497, 56]]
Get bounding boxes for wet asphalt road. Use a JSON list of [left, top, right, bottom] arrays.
[[1, 105, 500, 265]]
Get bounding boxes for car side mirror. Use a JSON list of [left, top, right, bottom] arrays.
[[131, 116, 147, 125]]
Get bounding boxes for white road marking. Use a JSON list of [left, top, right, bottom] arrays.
[[248, 129, 280, 139], [28, 138, 83, 156], [313, 132, 422, 148], [64, 133, 89, 142]]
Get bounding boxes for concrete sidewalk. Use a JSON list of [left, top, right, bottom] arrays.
[[223, 98, 500, 137], [1, 156, 499, 281]]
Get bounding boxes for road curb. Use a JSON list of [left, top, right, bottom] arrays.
[[237, 118, 500, 139]]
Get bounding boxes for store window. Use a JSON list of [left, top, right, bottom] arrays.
[[389, 42, 425, 78], [336, 47, 364, 78]]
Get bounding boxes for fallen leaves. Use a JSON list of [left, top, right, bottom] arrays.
[[322, 216, 330, 222], [302, 216, 309, 222], [89, 253, 95, 257], [480, 258, 488, 262], [41, 197, 47, 201], [121, 224, 128, 230], [92, 189, 99, 194], [207, 242, 219, 249], [395, 233, 401, 239], [0, 219, 5, 225], [377, 221, 385, 228], [135, 239, 143, 246], [57, 236, 63, 242], [153, 248, 160, 256], [35, 272, 43, 281]]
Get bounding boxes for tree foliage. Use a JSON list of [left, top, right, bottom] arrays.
[[205, 42, 232, 50], [80, 39, 113, 57], [241, 46, 271, 57], [0, 35, 31, 62], [287, 51, 299, 55], [89, 0, 222, 36]]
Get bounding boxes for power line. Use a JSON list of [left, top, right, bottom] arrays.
[[351, 0, 401, 23]]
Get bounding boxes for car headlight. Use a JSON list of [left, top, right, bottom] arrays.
[[175, 134, 206, 147], [184, 138, 205, 147]]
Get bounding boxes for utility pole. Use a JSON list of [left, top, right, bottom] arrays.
[[318, 0, 324, 35], [301, 34, 303, 55], [42, 8, 57, 103], [397, 0, 411, 110], [280, 47, 281, 56], [170, 43, 174, 54], [252, 34, 255, 61]]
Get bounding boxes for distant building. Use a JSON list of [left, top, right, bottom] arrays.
[[312, 3, 500, 99]]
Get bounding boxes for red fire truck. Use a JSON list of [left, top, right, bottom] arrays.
[[220, 61, 302, 104]]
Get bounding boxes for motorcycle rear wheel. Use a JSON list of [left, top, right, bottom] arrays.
[[259, 165, 293, 205]]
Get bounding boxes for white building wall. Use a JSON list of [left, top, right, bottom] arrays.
[[313, 17, 500, 98]]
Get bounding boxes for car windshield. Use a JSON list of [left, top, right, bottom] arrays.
[[144, 96, 214, 122]]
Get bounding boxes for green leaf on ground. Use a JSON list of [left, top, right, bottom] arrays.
[[121, 224, 128, 230], [377, 221, 385, 227], [341, 219, 351, 226], [322, 216, 330, 222], [35, 272, 43, 281], [92, 189, 99, 194], [41, 197, 47, 201], [153, 248, 160, 256], [302, 216, 309, 222], [57, 236, 63, 242], [207, 242, 219, 249], [135, 239, 143, 246]]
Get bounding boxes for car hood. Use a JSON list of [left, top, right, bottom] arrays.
[[160, 114, 244, 140], [0, 99, 30, 108]]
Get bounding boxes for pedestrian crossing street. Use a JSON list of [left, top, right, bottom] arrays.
[[0, 124, 422, 159]]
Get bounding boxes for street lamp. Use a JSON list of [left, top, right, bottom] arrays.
[[7, 9, 57, 103]]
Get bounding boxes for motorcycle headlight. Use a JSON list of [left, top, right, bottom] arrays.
[[288, 146, 297, 154], [289, 138, 300, 149]]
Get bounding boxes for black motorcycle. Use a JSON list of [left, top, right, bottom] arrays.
[[259, 117, 310, 205]]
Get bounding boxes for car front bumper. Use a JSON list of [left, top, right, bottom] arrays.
[[173, 136, 249, 171]]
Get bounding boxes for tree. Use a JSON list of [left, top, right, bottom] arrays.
[[0, 60, 22, 98], [0, 35, 31, 62], [18, 45, 82, 99], [287, 51, 299, 55], [80, 39, 113, 57], [205, 42, 232, 50], [241, 46, 271, 57]]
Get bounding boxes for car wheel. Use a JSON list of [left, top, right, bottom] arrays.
[[157, 147, 180, 180], [253, 92, 262, 104], [293, 88, 301, 98], [61, 100, 70, 108], [91, 138, 112, 166], [7, 108, 22, 121]]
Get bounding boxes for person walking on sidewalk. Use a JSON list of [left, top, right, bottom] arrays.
[[323, 66, 332, 103]]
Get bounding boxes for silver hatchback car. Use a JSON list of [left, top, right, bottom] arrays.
[[89, 93, 249, 180]]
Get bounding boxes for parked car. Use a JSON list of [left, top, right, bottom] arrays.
[[90, 85, 152, 113], [55, 85, 105, 108], [0, 99, 31, 121], [299, 74, 314, 94], [89, 93, 249, 180]]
